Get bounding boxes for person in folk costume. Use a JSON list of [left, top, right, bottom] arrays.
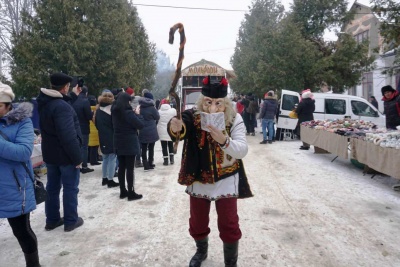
[[168, 76, 253, 267]]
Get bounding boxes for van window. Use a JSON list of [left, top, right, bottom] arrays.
[[325, 99, 346, 115], [351, 100, 378, 117], [282, 95, 299, 111]]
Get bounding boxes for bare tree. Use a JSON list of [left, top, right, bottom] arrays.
[[0, 0, 33, 75]]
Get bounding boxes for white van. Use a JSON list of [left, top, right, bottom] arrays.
[[276, 90, 385, 139]]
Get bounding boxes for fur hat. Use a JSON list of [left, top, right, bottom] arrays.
[[201, 76, 228, 98], [126, 87, 134, 95], [0, 82, 15, 103], [98, 91, 114, 105], [301, 89, 313, 99], [381, 85, 395, 96], [144, 92, 154, 100], [50, 73, 73, 88]]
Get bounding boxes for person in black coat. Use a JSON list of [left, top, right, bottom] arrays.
[[138, 92, 160, 171], [111, 92, 144, 201], [37, 73, 84, 232], [296, 89, 315, 150], [94, 91, 119, 188], [71, 86, 93, 173], [381, 85, 400, 130]]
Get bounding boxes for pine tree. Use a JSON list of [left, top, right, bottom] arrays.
[[10, 0, 155, 98]]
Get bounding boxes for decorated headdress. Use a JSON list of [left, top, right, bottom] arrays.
[[201, 76, 228, 98]]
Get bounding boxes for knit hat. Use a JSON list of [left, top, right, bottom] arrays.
[[126, 87, 134, 95], [201, 76, 228, 98], [0, 82, 15, 103], [381, 85, 395, 96], [144, 92, 154, 100], [50, 73, 73, 88], [301, 89, 313, 99], [160, 98, 169, 105]]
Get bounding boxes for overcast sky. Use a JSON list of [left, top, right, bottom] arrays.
[[134, 0, 372, 70]]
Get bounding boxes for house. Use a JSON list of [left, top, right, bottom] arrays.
[[342, 1, 399, 113]]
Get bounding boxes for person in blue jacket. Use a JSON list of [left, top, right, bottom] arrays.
[[0, 82, 41, 267]]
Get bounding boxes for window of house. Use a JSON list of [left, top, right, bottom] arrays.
[[351, 100, 378, 117], [325, 99, 346, 114], [354, 30, 369, 44], [362, 72, 373, 99]]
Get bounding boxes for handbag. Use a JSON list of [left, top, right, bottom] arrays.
[[289, 110, 298, 119], [0, 130, 47, 205]]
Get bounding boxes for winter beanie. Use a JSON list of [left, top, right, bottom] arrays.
[[0, 82, 15, 103]]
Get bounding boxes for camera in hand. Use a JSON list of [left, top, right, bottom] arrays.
[[71, 76, 84, 88]]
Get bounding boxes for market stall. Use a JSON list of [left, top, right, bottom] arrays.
[[351, 134, 400, 179], [300, 119, 400, 180], [300, 125, 349, 159]]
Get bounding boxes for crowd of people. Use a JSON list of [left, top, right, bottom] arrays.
[[1, 71, 399, 267]]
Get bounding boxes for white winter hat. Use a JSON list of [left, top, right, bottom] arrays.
[[0, 82, 15, 103]]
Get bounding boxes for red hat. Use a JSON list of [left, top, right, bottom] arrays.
[[126, 87, 134, 95], [160, 99, 169, 105]]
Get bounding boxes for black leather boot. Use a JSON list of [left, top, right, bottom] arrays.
[[128, 188, 143, 201], [148, 160, 155, 169], [189, 237, 208, 267], [134, 159, 143, 168], [143, 159, 151, 171], [163, 157, 169, 166], [24, 251, 41, 267], [223, 242, 238, 267], [107, 180, 119, 188], [169, 154, 174, 164]]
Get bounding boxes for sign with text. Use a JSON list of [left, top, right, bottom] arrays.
[[182, 64, 225, 77]]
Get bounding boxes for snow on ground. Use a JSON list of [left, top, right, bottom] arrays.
[[1, 130, 400, 267]]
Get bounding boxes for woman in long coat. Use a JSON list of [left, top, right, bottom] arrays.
[[111, 92, 144, 201], [296, 89, 315, 150], [138, 92, 160, 171]]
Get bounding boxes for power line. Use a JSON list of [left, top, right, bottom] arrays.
[[132, 3, 383, 15], [132, 3, 247, 12]]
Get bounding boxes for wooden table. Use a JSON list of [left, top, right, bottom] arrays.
[[300, 125, 349, 159], [351, 138, 400, 179]]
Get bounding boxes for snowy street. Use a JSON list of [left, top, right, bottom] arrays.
[[1, 133, 400, 267]]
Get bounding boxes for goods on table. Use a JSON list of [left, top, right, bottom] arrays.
[[302, 119, 400, 148]]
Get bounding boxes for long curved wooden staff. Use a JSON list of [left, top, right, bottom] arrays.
[[168, 23, 186, 153]]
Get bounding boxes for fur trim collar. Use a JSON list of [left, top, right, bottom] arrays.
[[40, 88, 63, 98], [2, 102, 33, 125]]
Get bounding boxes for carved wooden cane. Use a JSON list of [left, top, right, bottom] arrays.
[[168, 23, 186, 153]]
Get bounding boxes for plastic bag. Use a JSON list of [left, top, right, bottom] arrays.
[[289, 110, 298, 119]]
